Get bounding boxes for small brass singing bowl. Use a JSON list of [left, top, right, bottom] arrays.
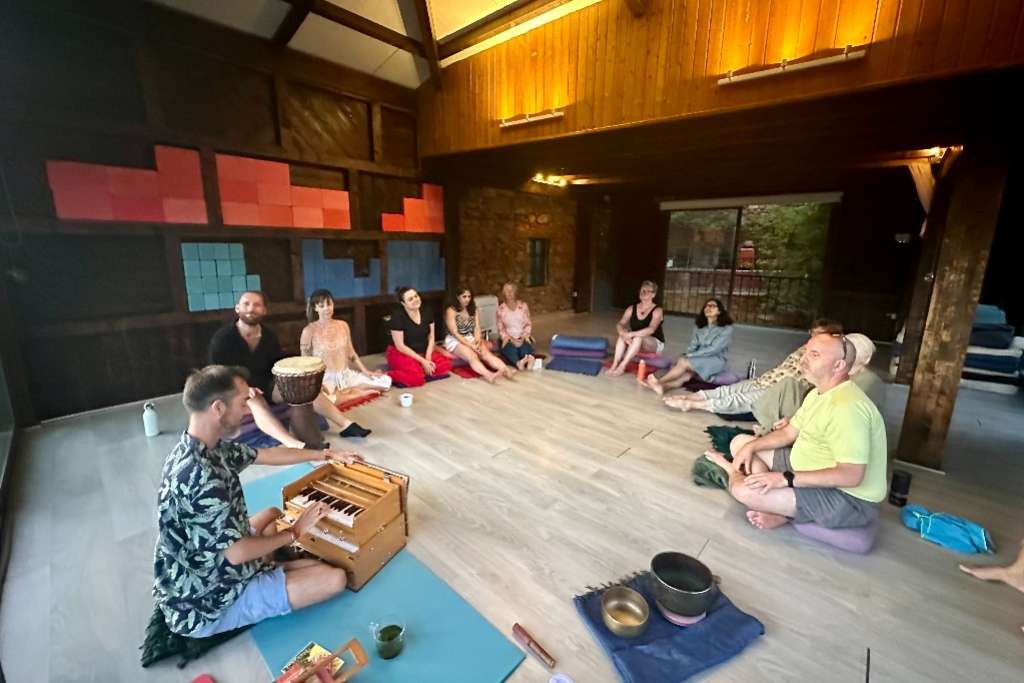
[[601, 586, 650, 638]]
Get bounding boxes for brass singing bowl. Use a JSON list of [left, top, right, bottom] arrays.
[[601, 585, 650, 638]]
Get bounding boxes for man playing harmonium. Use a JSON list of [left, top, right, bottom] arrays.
[[153, 365, 359, 637]]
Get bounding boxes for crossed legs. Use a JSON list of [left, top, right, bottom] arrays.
[[705, 434, 797, 530], [251, 508, 348, 609], [454, 343, 514, 382]]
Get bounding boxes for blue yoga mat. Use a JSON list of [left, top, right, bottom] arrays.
[[243, 465, 524, 682], [547, 356, 604, 376], [550, 334, 609, 352]]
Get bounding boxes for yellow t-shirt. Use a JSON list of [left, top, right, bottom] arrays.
[[789, 380, 887, 502]]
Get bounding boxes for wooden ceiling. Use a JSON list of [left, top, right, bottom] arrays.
[[423, 65, 1021, 198]]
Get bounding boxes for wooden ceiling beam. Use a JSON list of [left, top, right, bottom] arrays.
[[437, 0, 574, 60], [623, 0, 649, 17], [285, 0, 427, 57], [412, 0, 442, 86], [272, 0, 312, 46]]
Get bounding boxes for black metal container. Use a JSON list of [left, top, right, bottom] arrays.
[[649, 552, 716, 617]]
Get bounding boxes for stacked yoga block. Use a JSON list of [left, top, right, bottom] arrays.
[[546, 335, 609, 375]]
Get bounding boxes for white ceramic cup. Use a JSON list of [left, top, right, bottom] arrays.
[[399, 393, 413, 408], [533, 357, 544, 371]]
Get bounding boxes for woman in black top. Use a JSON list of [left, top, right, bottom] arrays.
[[608, 280, 666, 376], [385, 287, 453, 387]]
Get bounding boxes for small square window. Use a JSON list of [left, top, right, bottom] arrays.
[[527, 238, 549, 287]]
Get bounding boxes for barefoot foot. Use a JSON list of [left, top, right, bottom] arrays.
[[746, 510, 789, 530], [704, 450, 733, 471], [645, 375, 664, 396]]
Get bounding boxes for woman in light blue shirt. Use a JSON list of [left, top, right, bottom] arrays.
[[646, 298, 733, 396]]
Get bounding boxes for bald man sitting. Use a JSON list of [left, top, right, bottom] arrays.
[[705, 333, 887, 531]]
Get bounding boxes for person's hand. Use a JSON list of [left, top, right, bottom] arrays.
[[321, 448, 364, 465], [293, 501, 330, 537], [732, 443, 755, 475], [744, 471, 787, 494], [247, 387, 264, 400], [772, 417, 790, 431], [422, 358, 437, 375]]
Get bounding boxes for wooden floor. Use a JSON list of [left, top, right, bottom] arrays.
[[2, 312, 1022, 682]]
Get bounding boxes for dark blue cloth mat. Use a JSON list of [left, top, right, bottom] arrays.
[[546, 356, 604, 376], [391, 372, 451, 388], [573, 572, 764, 683], [714, 411, 757, 422]]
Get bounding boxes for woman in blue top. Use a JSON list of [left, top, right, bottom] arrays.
[[646, 298, 733, 396]]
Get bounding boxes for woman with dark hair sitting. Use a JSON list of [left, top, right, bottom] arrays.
[[386, 286, 453, 387], [300, 289, 392, 403], [445, 286, 514, 383], [646, 298, 733, 396]]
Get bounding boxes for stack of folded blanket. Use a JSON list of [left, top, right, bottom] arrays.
[[546, 334, 609, 375], [962, 305, 1022, 395]]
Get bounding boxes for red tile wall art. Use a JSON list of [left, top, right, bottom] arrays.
[[46, 146, 208, 223], [214, 153, 350, 229], [381, 183, 444, 233]]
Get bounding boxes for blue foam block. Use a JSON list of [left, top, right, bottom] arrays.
[[181, 243, 199, 260], [183, 260, 201, 278], [187, 294, 205, 312], [204, 293, 221, 310], [200, 261, 217, 278], [247, 274, 261, 290], [242, 466, 524, 683], [229, 243, 244, 259], [218, 292, 235, 309], [201, 277, 219, 294], [546, 356, 604, 376], [216, 260, 233, 276], [185, 277, 202, 295], [213, 243, 230, 260], [199, 243, 217, 260], [231, 259, 246, 275], [217, 276, 233, 293], [231, 275, 248, 291]]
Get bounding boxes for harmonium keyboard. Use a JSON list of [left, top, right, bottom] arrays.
[[276, 461, 409, 590]]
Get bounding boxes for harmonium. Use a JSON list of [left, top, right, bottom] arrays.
[[276, 461, 409, 590]]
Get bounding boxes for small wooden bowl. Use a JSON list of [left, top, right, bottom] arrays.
[[601, 586, 650, 638]]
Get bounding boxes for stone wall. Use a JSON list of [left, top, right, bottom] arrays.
[[458, 187, 576, 314]]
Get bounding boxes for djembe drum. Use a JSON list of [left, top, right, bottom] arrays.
[[272, 356, 326, 406]]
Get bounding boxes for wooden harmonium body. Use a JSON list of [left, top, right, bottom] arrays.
[[277, 461, 409, 590]]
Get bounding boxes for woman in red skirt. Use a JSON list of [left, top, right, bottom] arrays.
[[385, 286, 453, 387]]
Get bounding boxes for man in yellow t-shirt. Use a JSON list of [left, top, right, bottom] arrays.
[[704, 333, 887, 530]]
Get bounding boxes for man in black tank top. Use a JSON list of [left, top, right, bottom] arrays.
[[608, 280, 665, 376]]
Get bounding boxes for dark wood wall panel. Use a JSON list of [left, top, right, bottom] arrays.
[[156, 48, 279, 147], [283, 83, 372, 161], [357, 173, 422, 231], [380, 107, 418, 168], [14, 234, 174, 324], [0, 8, 145, 125]]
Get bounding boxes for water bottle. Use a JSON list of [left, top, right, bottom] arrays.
[[747, 359, 757, 379], [143, 401, 160, 437], [637, 359, 647, 380], [889, 469, 912, 507]]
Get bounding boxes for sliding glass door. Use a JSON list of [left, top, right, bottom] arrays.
[[664, 201, 832, 328]]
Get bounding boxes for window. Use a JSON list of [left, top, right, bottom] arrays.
[[527, 239, 549, 287]]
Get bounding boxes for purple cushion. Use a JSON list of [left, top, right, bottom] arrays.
[[550, 349, 607, 359], [636, 353, 673, 369], [792, 518, 880, 554], [710, 370, 742, 386]]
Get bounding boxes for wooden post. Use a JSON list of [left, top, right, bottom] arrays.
[[896, 144, 1009, 469]]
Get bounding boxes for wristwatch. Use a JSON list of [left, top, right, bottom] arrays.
[[783, 470, 795, 488]]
